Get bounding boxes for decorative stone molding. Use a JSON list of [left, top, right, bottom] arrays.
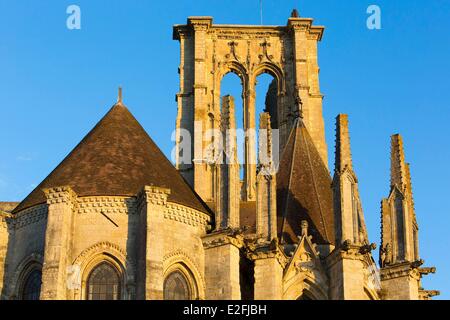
[[250, 248, 288, 268], [136, 185, 210, 229], [163, 250, 206, 300], [307, 29, 324, 41], [73, 241, 127, 265], [137, 186, 171, 212], [283, 277, 328, 300], [246, 238, 288, 268], [283, 234, 329, 299], [188, 16, 213, 31], [287, 18, 325, 41], [282, 232, 329, 298], [202, 229, 245, 250], [164, 202, 211, 229], [380, 262, 421, 281], [327, 242, 371, 265], [72, 241, 135, 300], [43, 186, 77, 207], [9, 204, 47, 230], [77, 196, 136, 215], [289, 23, 310, 32]]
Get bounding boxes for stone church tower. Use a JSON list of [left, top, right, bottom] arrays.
[[0, 12, 438, 300]]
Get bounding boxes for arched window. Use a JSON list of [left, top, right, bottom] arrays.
[[87, 262, 121, 300], [164, 271, 191, 300], [22, 269, 42, 300]]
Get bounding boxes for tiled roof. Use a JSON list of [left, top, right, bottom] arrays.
[[276, 119, 335, 245], [13, 103, 211, 215]]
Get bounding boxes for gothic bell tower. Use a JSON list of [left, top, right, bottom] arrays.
[[173, 15, 328, 214]]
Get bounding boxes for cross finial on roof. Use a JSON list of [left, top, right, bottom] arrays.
[[117, 86, 123, 104]]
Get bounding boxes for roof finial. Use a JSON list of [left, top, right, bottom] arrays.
[[293, 90, 303, 120], [301, 220, 308, 236], [117, 86, 123, 104], [291, 9, 299, 18]]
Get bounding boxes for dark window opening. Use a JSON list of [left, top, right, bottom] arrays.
[[22, 269, 42, 300], [239, 252, 254, 300], [87, 262, 121, 300], [164, 271, 191, 300]]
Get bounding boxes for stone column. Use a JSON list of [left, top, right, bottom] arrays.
[[174, 27, 192, 183], [288, 17, 328, 166], [202, 232, 242, 299], [189, 17, 213, 201], [139, 186, 170, 300], [256, 175, 277, 240], [380, 263, 420, 300], [217, 95, 240, 229], [252, 249, 284, 300], [40, 186, 77, 300], [243, 86, 257, 201], [327, 243, 378, 300], [256, 112, 277, 241]]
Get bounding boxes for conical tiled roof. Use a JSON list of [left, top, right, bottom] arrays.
[[276, 119, 335, 245], [13, 102, 211, 215]]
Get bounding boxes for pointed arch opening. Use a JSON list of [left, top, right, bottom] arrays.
[[220, 71, 245, 183], [164, 271, 191, 300], [76, 245, 128, 300], [21, 269, 42, 300], [16, 256, 43, 300], [163, 262, 199, 300], [255, 72, 278, 170]]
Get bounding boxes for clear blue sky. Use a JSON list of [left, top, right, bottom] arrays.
[[0, 1, 449, 299]]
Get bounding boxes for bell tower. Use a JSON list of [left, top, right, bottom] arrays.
[[173, 14, 328, 208]]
